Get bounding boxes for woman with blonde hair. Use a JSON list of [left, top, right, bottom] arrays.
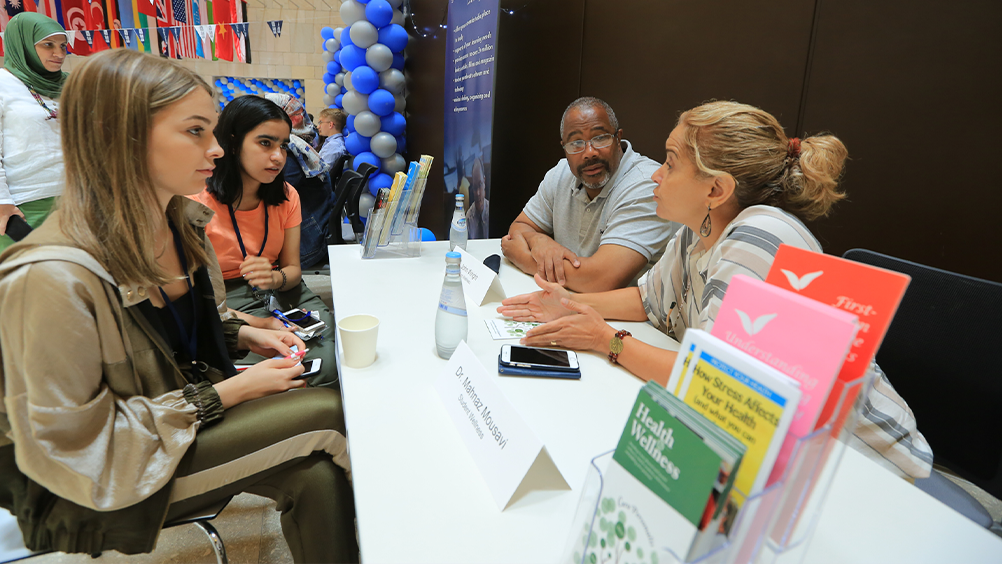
[[0, 49, 356, 562], [500, 100, 933, 480]]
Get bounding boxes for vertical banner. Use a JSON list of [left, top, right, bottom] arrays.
[[443, 0, 498, 240]]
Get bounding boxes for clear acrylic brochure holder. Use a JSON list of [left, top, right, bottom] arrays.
[[562, 372, 873, 564], [359, 188, 425, 260]]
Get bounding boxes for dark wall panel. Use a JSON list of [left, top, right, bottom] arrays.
[[579, 0, 817, 163], [802, 0, 1002, 281]]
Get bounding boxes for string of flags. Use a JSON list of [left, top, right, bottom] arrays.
[[68, 20, 283, 51]]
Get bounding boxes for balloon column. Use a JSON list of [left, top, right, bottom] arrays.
[[213, 77, 305, 110], [322, 0, 409, 199]]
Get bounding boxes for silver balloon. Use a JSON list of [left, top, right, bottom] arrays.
[[387, 0, 403, 9], [370, 132, 398, 159], [339, 0, 363, 25], [354, 111, 382, 137], [358, 192, 376, 219], [322, 50, 335, 63], [394, 94, 406, 113], [343, 71, 354, 91], [334, 72, 345, 86], [365, 43, 393, 73], [380, 153, 406, 175], [323, 94, 334, 106], [324, 38, 337, 52], [349, 20, 378, 49], [378, 68, 405, 95], [342, 91, 370, 115], [390, 8, 405, 26], [325, 83, 339, 96], [334, 27, 345, 44]]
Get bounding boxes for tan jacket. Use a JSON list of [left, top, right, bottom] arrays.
[[0, 199, 238, 554]]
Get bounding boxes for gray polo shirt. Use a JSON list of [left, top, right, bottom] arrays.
[[522, 140, 678, 280]]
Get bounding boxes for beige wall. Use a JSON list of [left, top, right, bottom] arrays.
[[3, 0, 345, 116]]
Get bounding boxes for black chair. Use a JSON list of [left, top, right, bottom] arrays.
[[327, 153, 350, 193], [842, 249, 1002, 522], [326, 170, 362, 246], [346, 165, 378, 240]]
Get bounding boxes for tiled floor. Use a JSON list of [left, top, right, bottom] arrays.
[[29, 493, 292, 564]]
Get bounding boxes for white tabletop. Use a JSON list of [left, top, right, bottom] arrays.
[[329, 240, 1002, 564]]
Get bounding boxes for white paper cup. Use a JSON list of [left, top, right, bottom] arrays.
[[337, 314, 380, 368]]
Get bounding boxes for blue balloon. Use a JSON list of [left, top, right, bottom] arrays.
[[335, 94, 344, 108], [333, 50, 341, 64], [380, 112, 406, 136], [367, 88, 395, 116], [378, 24, 408, 53], [352, 65, 379, 94], [345, 123, 354, 134], [356, 0, 370, 3], [395, 134, 406, 154], [293, 80, 302, 87], [340, 44, 366, 72], [392, 53, 405, 70], [341, 86, 348, 95], [420, 228, 437, 242], [345, 132, 371, 155], [326, 61, 341, 75], [323, 72, 336, 84], [353, 152, 381, 174], [368, 172, 393, 196], [346, 114, 356, 130], [365, 0, 393, 28], [340, 28, 355, 48], [321, 26, 335, 40]]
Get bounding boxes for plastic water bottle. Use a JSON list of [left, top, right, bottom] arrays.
[[435, 251, 468, 359], [449, 194, 468, 251]]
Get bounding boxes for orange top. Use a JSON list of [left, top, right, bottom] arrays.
[[193, 184, 302, 280]]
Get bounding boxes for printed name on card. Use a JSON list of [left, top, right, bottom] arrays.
[[454, 246, 506, 305], [434, 341, 569, 509]]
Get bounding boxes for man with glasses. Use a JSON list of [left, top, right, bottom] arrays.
[[502, 97, 678, 292], [317, 108, 347, 167]]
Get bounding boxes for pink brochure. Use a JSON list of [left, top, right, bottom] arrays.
[[710, 274, 859, 485]]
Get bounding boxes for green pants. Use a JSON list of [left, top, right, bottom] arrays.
[[0, 197, 56, 251], [167, 388, 357, 564], [225, 278, 339, 389]]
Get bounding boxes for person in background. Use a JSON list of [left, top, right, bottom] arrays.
[[265, 93, 334, 268], [0, 50, 357, 563], [317, 107, 347, 167], [195, 95, 339, 390], [465, 156, 490, 239], [499, 100, 933, 480], [503, 96, 679, 292], [0, 13, 68, 251]]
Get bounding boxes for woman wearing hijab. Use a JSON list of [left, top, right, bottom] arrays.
[[0, 12, 68, 250]]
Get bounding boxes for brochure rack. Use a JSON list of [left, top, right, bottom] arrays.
[[358, 197, 425, 260], [562, 372, 873, 564]]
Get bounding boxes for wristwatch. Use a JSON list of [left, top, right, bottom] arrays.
[[608, 330, 632, 364]]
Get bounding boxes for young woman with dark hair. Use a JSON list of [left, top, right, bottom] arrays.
[[0, 50, 356, 562], [194, 95, 339, 389]]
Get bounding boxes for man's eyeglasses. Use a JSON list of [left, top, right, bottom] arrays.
[[562, 133, 616, 155]]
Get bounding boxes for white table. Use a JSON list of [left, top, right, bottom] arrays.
[[329, 240, 1002, 564]]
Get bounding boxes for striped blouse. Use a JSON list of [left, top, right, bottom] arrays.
[[637, 205, 933, 479]]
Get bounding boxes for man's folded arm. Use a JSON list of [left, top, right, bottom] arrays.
[[560, 244, 648, 293]]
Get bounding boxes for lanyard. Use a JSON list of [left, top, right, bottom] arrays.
[[158, 221, 200, 368], [227, 203, 269, 259]]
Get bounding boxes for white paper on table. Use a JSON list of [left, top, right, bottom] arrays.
[[434, 341, 570, 510], [454, 246, 506, 305], [484, 319, 541, 340]]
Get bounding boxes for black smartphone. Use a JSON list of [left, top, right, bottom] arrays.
[[499, 344, 580, 371], [5, 215, 32, 242]]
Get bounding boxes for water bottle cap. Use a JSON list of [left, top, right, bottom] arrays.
[[446, 251, 461, 259], [456, 194, 464, 200]]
